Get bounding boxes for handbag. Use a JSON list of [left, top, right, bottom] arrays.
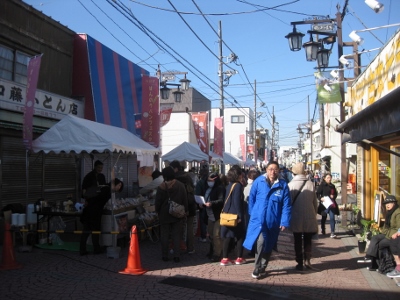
[[166, 186, 186, 218], [169, 200, 186, 218], [220, 183, 238, 227]]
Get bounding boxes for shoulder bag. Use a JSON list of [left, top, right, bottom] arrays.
[[220, 183, 238, 227], [292, 180, 307, 206], [167, 184, 186, 218]]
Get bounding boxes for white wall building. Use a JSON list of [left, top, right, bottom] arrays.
[[210, 107, 254, 160]]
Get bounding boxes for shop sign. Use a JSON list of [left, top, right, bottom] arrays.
[[0, 78, 84, 120]]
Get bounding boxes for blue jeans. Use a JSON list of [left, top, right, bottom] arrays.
[[321, 207, 336, 233]]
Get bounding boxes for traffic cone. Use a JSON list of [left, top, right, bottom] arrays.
[[119, 225, 146, 275], [0, 222, 22, 270]]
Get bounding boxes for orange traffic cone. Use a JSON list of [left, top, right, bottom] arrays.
[[119, 225, 146, 275], [0, 222, 22, 270]]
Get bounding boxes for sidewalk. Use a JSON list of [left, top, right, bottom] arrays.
[[1, 223, 399, 300]]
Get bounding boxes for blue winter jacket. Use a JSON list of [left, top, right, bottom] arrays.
[[243, 174, 292, 252]]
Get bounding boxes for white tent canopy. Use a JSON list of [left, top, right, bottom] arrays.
[[32, 114, 159, 166], [162, 141, 208, 163], [210, 152, 242, 165]]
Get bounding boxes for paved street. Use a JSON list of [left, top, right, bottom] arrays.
[[1, 218, 400, 300]]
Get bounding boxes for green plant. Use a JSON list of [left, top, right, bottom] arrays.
[[359, 219, 376, 242], [352, 205, 360, 216]]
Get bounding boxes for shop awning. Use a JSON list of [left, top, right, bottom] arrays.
[[337, 87, 400, 144]]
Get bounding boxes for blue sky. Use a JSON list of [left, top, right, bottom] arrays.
[[24, 0, 400, 147]]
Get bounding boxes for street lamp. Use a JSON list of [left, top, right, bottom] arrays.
[[285, 25, 305, 51], [285, 3, 384, 225], [157, 66, 190, 102]]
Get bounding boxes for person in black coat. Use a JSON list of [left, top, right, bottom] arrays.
[[195, 168, 209, 242], [81, 160, 107, 199], [201, 172, 225, 261], [80, 178, 124, 255], [316, 173, 339, 237], [155, 166, 188, 262]]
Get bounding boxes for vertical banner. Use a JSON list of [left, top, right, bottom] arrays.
[[239, 134, 246, 161], [264, 149, 268, 164], [213, 117, 223, 157], [160, 103, 174, 127], [192, 112, 209, 154], [141, 76, 160, 148], [23, 54, 43, 150], [314, 71, 342, 103]]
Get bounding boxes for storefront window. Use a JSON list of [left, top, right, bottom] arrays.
[[378, 144, 390, 194], [391, 146, 400, 200]]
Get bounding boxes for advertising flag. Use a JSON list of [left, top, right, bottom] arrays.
[[192, 112, 209, 154], [213, 117, 223, 157], [23, 54, 42, 150], [141, 76, 160, 147], [160, 103, 174, 127], [240, 134, 246, 161], [314, 71, 342, 103]]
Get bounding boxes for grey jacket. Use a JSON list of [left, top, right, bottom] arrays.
[[288, 174, 318, 233]]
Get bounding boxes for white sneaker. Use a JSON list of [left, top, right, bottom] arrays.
[[357, 257, 372, 263], [330, 233, 336, 238]]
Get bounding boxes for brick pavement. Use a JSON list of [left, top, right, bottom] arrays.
[[1, 222, 400, 300]]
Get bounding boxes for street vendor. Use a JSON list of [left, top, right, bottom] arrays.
[[80, 178, 124, 256], [139, 169, 164, 196], [82, 160, 107, 201]]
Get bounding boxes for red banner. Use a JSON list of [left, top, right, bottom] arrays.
[[213, 117, 223, 157], [141, 76, 160, 148], [192, 112, 209, 154], [23, 54, 42, 150], [160, 103, 174, 127], [240, 134, 246, 161]]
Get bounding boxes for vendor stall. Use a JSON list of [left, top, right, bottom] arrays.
[[30, 115, 160, 250]]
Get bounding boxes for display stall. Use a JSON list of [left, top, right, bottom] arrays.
[[31, 115, 160, 251]]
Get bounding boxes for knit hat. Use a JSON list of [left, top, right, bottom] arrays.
[[292, 162, 304, 175], [383, 195, 397, 204]]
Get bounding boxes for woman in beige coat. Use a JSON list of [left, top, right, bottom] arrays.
[[288, 162, 318, 270]]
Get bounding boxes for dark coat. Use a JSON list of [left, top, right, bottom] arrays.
[[316, 180, 339, 215], [220, 182, 245, 239], [155, 179, 188, 225], [82, 170, 107, 199], [80, 184, 111, 227], [175, 170, 197, 217], [205, 183, 225, 220]]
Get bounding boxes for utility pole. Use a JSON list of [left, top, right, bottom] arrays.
[[218, 20, 225, 174], [308, 96, 313, 172], [254, 80, 257, 163], [270, 106, 275, 162], [336, 9, 347, 225]]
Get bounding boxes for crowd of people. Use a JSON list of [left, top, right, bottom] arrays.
[[79, 159, 400, 280]]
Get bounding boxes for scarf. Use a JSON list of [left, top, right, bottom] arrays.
[[385, 203, 399, 227]]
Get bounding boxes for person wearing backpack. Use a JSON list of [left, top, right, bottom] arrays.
[[169, 160, 197, 254]]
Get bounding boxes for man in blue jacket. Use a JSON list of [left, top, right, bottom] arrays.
[[243, 161, 292, 279]]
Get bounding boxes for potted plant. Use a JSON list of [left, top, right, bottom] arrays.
[[358, 219, 376, 253], [352, 205, 361, 225]]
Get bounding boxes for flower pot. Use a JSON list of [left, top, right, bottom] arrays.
[[358, 240, 367, 253]]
